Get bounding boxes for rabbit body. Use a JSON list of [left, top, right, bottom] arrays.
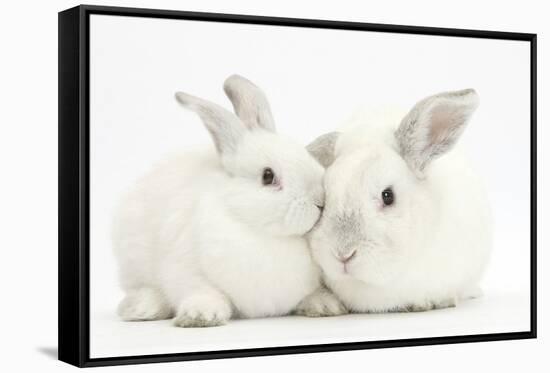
[[112, 75, 342, 327], [308, 90, 492, 312], [113, 150, 321, 323]]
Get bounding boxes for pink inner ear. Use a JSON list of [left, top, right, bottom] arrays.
[[428, 104, 460, 144]]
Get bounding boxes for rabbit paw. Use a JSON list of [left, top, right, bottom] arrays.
[[294, 287, 348, 317], [117, 288, 173, 321], [400, 297, 457, 312], [173, 295, 232, 328]]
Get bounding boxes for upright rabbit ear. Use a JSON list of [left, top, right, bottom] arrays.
[[175, 92, 246, 155], [307, 132, 341, 168], [395, 89, 479, 176], [223, 74, 276, 132]]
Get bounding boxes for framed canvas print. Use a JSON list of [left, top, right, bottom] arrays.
[[58, 5, 537, 368]]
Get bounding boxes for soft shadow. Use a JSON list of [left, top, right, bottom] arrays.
[[37, 346, 58, 360]]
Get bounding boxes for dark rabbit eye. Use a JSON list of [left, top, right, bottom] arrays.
[[262, 168, 276, 185], [382, 188, 394, 206]]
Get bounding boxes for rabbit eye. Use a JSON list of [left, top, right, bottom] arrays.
[[262, 167, 276, 186], [382, 188, 394, 206]]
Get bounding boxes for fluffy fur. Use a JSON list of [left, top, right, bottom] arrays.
[[113, 75, 346, 327], [308, 89, 492, 313]]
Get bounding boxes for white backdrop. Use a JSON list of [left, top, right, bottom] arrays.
[[89, 14, 531, 357], [0, 0, 547, 372]]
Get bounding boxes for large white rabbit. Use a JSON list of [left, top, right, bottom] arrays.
[[307, 89, 492, 312], [113, 75, 346, 327]]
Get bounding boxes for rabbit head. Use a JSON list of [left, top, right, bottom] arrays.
[[176, 75, 325, 237], [309, 89, 480, 286]]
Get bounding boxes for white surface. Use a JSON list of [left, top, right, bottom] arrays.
[[0, 0, 547, 372], [88, 8, 531, 358], [91, 290, 529, 358]]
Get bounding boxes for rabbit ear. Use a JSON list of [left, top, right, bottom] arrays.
[[223, 74, 276, 132], [175, 92, 246, 155], [307, 132, 340, 168], [395, 89, 479, 175]]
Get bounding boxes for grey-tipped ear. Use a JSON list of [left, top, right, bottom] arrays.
[[175, 92, 245, 155], [395, 89, 479, 175], [223, 74, 276, 132], [307, 132, 341, 168]]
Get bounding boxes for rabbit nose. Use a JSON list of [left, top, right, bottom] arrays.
[[336, 249, 357, 263]]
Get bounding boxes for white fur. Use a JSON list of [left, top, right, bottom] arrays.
[[113, 75, 327, 326], [309, 90, 492, 313]]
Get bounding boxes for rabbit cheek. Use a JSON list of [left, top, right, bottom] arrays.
[[309, 226, 345, 279], [284, 198, 320, 236]]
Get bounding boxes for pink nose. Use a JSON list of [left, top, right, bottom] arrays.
[[336, 250, 357, 263]]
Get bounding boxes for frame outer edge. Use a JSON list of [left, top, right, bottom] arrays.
[[59, 4, 537, 368], [530, 33, 537, 338], [58, 5, 85, 367]]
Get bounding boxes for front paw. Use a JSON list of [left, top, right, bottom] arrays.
[[295, 287, 348, 317], [117, 288, 173, 321], [399, 297, 457, 312], [173, 295, 232, 328]]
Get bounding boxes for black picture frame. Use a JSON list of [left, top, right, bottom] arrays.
[[58, 4, 537, 368]]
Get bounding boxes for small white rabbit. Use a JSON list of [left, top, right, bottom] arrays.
[[113, 75, 346, 327], [307, 89, 492, 312]]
